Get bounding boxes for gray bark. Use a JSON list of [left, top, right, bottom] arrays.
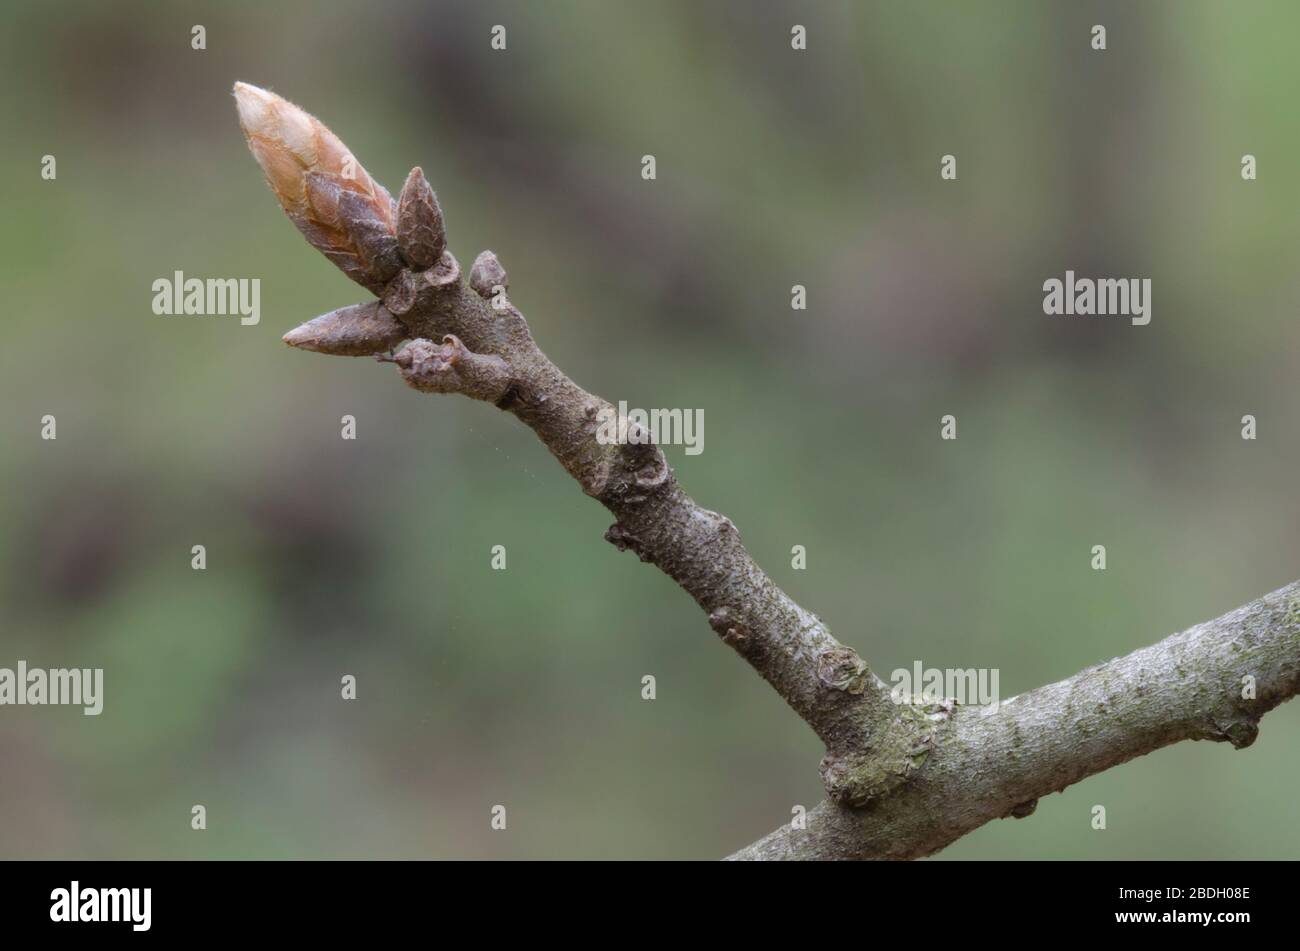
[[730, 581, 1300, 859]]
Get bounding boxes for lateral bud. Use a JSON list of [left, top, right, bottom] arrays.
[[282, 301, 407, 356], [386, 335, 512, 403], [396, 167, 447, 269], [469, 250, 508, 299]]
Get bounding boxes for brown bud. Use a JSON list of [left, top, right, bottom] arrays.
[[396, 167, 447, 269], [338, 190, 403, 283], [234, 82, 397, 293], [469, 250, 508, 299], [282, 301, 407, 356]]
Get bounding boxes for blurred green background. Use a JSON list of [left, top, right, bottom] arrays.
[[1, 0, 1297, 859]]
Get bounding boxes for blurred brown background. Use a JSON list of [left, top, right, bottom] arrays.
[[0, 0, 1297, 858]]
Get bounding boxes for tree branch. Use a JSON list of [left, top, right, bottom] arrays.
[[234, 83, 1300, 860], [730, 580, 1300, 859]]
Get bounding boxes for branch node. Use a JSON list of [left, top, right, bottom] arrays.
[[632, 451, 670, 490], [390, 335, 512, 403], [819, 702, 951, 807], [815, 646, 870, 695]]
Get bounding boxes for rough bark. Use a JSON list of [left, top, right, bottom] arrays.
[[235, 83, 1300, 861]]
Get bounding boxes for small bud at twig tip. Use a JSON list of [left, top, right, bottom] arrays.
[[234, 81, 397, 293]]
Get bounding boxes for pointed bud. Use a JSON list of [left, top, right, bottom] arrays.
[[396, 167, 447, 269], [469, 250, 507, 298], [282, 301, 407, 356], [234, 82, 398, 293], [338, 190, 403, 283]]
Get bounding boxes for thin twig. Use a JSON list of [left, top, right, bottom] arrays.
[[234, 83, 1300, 860]]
